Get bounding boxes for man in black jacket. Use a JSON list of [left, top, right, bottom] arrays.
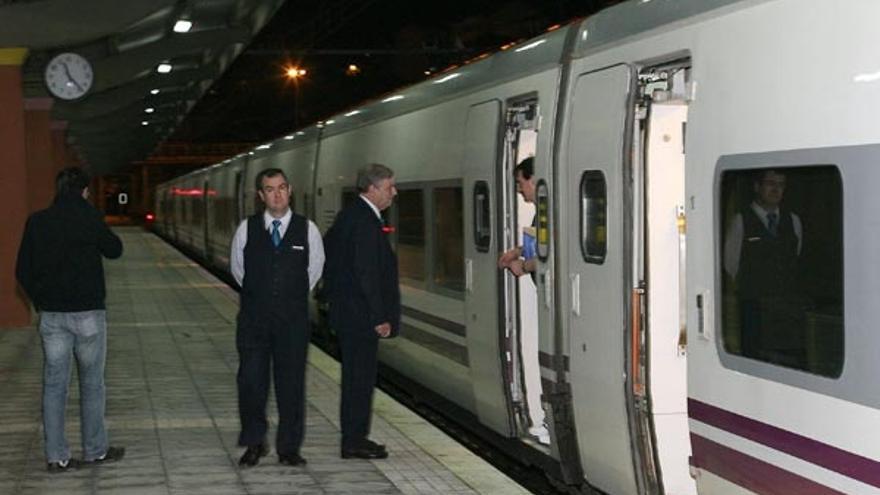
[[323, 163, 400, 459], [15, 167, 125, 473]]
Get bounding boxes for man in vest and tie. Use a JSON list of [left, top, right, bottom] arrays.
[[230, 168, 324, 467], [724, 169, 805, 366]]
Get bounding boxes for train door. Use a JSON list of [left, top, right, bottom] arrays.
[[635, 61, 696, 495], [463, 99, 513, 436], [562, 64, 640, 495], [203, 179, 212, 261], [501, 98, 550, 446]]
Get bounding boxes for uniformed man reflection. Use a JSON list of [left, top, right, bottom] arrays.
[[323, 163, 400, 460], [723, 169, 805, 364], [230, 168, 325, 467]]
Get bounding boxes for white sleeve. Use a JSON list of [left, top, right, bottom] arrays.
[[791, 212, 803, 255], [722, 214, 744, 279], [307, 220, 325, 291], [230, 220, 248, 287]]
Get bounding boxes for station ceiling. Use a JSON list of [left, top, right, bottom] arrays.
[[0, 0, 286, 174]]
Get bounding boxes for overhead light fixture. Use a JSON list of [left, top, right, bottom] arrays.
[[256, 143, 272, 150], [382, 95, 405, 103], [285, 66, 307, 79], [325, 119, 336, 125], [173, 19, 193, 33], [346, 64, 361, 76], [157, 63, 173, 73], [150, 88, 160, 95], [141, 121, 149, 126], [344, 110, 361, 117], [145, 107, 155, 113], [296, 131, 305, 135], [284, 135, 295, 140]]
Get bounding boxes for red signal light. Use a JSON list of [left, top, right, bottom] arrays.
[[145, 212, 155, 222]]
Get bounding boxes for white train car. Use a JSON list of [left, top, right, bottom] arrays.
[[154, 1, 880, 493]]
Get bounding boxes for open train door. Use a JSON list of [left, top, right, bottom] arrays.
[[463, 99, 513, 436], [560, 64, 640, 494]]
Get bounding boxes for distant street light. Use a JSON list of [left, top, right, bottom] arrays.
[[285, 66, 308, 79], [346, 64, 361, 76]]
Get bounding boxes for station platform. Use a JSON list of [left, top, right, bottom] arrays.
[[0, 227, 531, 495]]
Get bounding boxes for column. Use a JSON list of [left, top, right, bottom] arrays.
[[0, 48, 33, 327], [25, 97, 55, 212]]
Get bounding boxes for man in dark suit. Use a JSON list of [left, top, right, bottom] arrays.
[[323, 163, 400, 460]]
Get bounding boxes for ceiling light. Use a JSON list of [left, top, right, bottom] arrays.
[[173, 19, 193, 33], [141, 121, 149, 126], [284, 135, 295, 140], [150, 88, 160, 95], [256, 144, 272, 150], [382, 95, 404, 103], [344, 110, 361, 117], [325, 119, 336, 125], [157, 63, 172, 73], [145, 107, 155, 113], [296, 131, 305, 135]]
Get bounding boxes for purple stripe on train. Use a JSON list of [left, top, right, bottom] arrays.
[[690, 434, 846, 495], [688, 398, 880, 489]]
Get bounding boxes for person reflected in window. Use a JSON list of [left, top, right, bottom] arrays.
[[723, 169, 806, 365], [498, 157, 537, 278]]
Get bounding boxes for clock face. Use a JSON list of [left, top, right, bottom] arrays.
[[44, 52, 93, 100]]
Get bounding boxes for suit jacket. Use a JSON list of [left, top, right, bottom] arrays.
[[323, 197, 400, 338]]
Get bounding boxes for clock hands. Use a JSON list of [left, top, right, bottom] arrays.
[[61, 62, 85, 92]]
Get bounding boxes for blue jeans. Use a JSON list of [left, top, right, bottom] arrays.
[[39, 310, 108, 463]]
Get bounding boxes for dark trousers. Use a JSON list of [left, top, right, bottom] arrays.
[[338, 329, 379, 450], [236, 313, 309, 455]]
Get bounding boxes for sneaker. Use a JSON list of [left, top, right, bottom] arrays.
[[86, 446, 125, 464], [47, 458, 81, 473]]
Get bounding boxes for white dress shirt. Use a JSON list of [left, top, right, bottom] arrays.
[[230, 208, 325, 289], [360, 195, 382, 221], [723, 202, 802, 278]]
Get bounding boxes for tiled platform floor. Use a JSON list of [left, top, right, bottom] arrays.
[[0, 227, 530, 495]]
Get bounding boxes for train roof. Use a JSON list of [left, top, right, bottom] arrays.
[[167, 0, 755, 186]]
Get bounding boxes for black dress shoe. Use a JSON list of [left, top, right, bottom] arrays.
[[341, 442, 389, 460], [239, 443, 269, 467], [278, 453, 307, 466]]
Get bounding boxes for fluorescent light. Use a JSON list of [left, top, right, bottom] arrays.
[[344, 110, 361, 117], [157, 63, 172, 73], [150, 88, 160, 95], [256, 144, 272, 150], [284, 135, 295, 140], [325, 119, 336, 125], [515, 39, 547, 52], [296, 131, 305, 135], [433, 73, 460, 84], [141, 121, 149, 126], [173, 20, 192, 33], [145, 107, 155, 113], [248, 151, 254, 155], [382, 95, 404, 103]]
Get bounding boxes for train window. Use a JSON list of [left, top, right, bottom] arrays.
[[473, 181, 491, 252], [433, 187, 464, 292], [396, 189, 426, 284], [720, 166, 843, 377], [579, 171, 607, 264]]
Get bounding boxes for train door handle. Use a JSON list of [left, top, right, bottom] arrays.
[[465, 258, 474, 293], [570, 273, 580, 316], [543, 270, 552, 309]]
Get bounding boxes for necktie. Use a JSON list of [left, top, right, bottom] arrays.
[[271, 219, 282, 247], [767, 212, 778, 236]]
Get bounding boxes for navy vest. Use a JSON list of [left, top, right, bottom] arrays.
[[240, 213, 310, 325], [738, 207, 799, 300]]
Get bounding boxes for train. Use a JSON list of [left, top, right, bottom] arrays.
[[152, 0, 880, 493]]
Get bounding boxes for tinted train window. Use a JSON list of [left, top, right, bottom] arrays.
[[434, 187, 464, 292], [580, 171, 607, 264], [473, 181, 491, 252], [397, 189, 426, 283], [720, 166, 843, 377]]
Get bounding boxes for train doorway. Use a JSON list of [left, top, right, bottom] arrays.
[[502, 98, 550, 448], [634, 60, 695, 495]]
